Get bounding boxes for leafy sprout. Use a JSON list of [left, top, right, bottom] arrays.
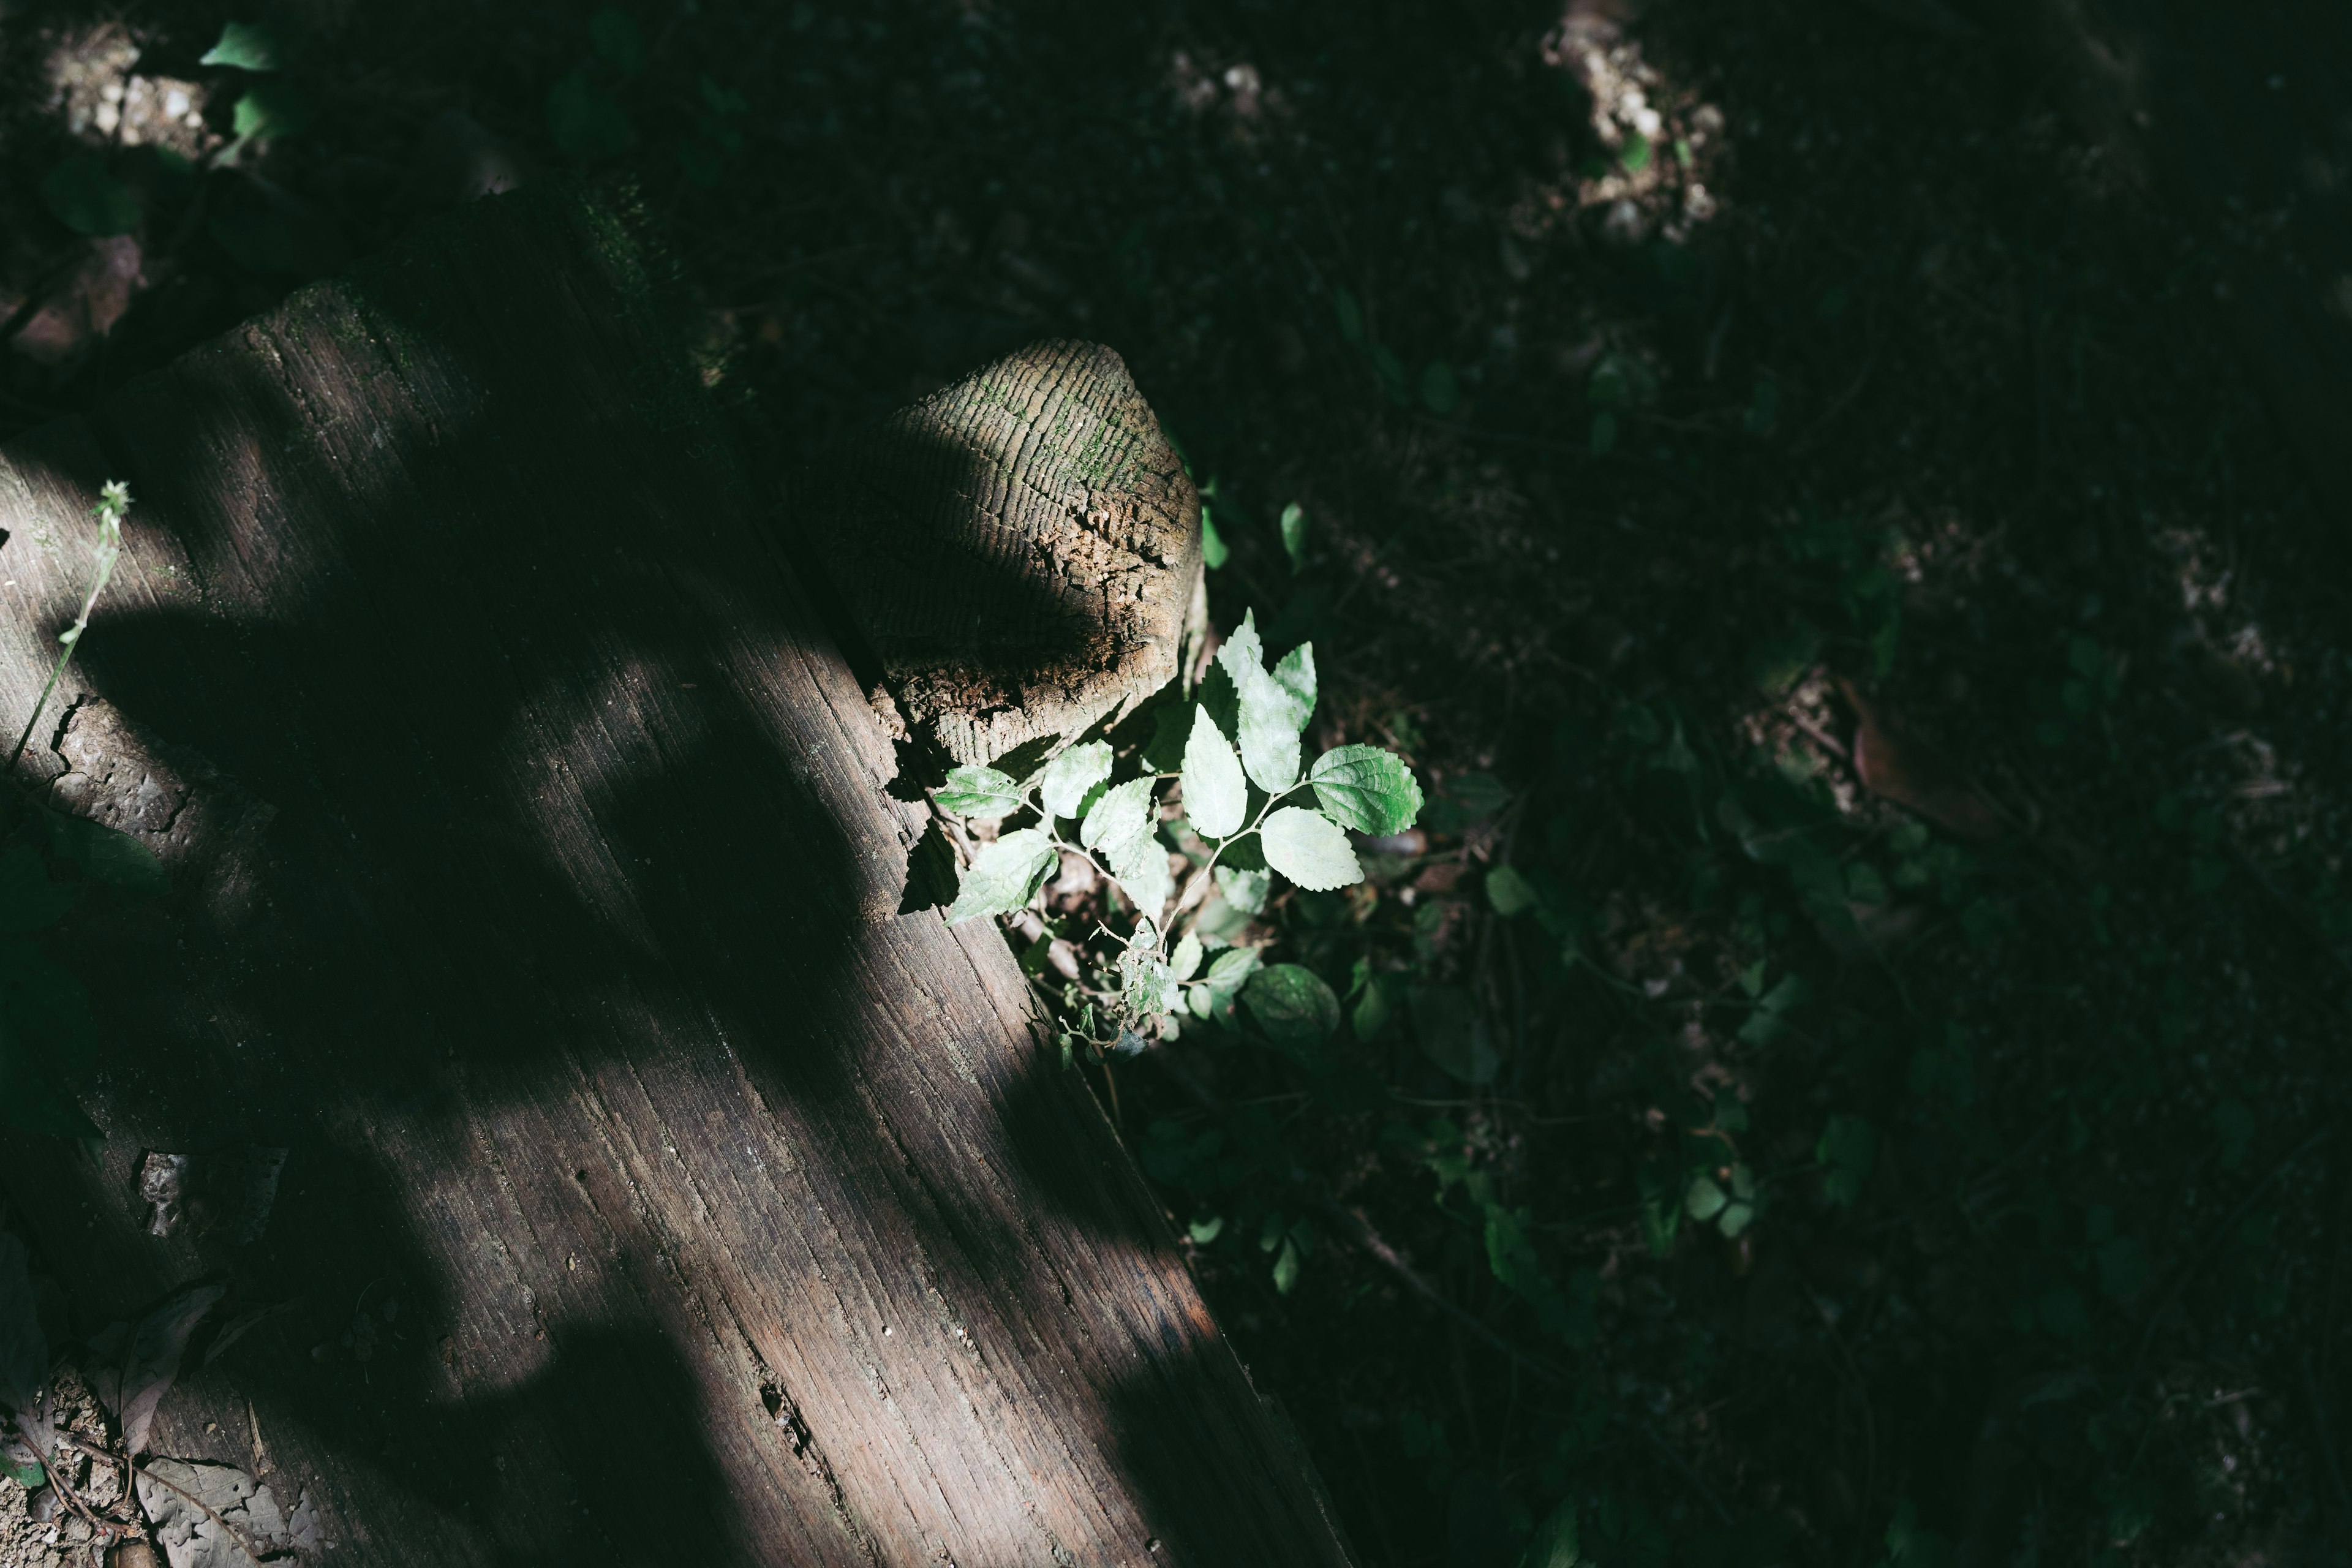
[[930, 609, 1422, 1053]]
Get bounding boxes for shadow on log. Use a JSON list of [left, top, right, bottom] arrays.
[[0, 184, 1350, 1567]]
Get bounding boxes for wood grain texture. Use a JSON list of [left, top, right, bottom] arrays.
[[0, 186, 1349, 1568], [806, 341, 1202, 768]]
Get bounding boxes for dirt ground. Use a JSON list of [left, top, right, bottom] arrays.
[[3, 1, 2349, 1565]]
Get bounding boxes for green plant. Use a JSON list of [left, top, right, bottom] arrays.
[[933, 609, 1422, 1054], [1, 482, 168, 1137]]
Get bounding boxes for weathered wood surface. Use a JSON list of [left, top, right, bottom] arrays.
[[807, 341, 1202, 769], [0, 187, 1351, 1567]]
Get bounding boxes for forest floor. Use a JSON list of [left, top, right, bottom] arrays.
[[4, 2, 2351, 1567]]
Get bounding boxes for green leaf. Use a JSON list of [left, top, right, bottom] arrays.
[[1081, 776, 1156, 853], [1486, 864, 1537, 917], [936, 765, 1023, 819], [944, 829, 1055, 925], [1620, 130, 1653, 173], [1199, 947, 1262, 1022], [1213, 865, 1269, 915], [1411, 986, 1498, 1085], [1219, 612, 1305, 791], [200, 20, 283, 70], [0, 846, 82, 935], [1279, 502, 1309, 574], [1242, 963, 1340, 1044], [48, 815, 167, 899], [1200, 511, 1230, 570], [1272, 643, 1315, 728], [1419, 361, 1460, 417], [546, 70, 636, 161], [1261, 807, 1362, 892], [1180, 708, 1248, 839], [1106, 824, 1174, 921], [1525, 1499, 1580, 1568], [1589, 410, 1618, 456], [1039, 742, 1114, 820], [1117, 929, 1179, 1016], [1686, 1174, 1728, 1222], [1351, 974, 1394, 1041], [1308, 746, 1423, 835], [589, 6, 647, 74], [1272, 1236, 1301, 1294], [40, 154, 140, 237], [232, 80, 314, 141], [1170, 933, 1204, 982]]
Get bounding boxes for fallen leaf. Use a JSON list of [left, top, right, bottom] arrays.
[[136, 1458, 314, 1568], [1837, 679, 2007, 844], [92, 1283, 225, 1455]]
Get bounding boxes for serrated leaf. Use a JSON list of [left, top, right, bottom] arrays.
[[1237, 687, 1302, 793], [1181, 708, 1247, 839], [200, 20, 282, 70], [1261, 807, 1362, 891], [944, 829, 1055, 925], [1081, 775, 1155, 853], [1039, 741, 1114, 820], [1107, 826, 1174, 922], [1170, 933, 1204, 982], [40, 154, 140, 238], [1308, 745, 1423, 835], [1217, 611, 1306, 789], [1214, 865, 1269, 914], [935, 765, 1023, 818], [1272, 643, 1315, 729], [1242, 963, 1340, 1044]]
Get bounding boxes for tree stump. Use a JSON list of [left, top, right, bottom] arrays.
[[0, 186, 1351, 1568], [806, 341, 1202, 769]]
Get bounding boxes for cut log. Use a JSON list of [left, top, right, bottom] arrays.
[[805, 341, 1202, 769], [0, 186, 1351, 1567]]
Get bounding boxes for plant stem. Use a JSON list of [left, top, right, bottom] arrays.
[[7, 483, 129, 776]]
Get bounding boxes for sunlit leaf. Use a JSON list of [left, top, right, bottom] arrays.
[[944, 829, 1055, 925], [1261, 807, 1360, 891], [935, 765, 1022, 819], [200, 20, 283, 70], [1180, 708, 1246, 839]]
